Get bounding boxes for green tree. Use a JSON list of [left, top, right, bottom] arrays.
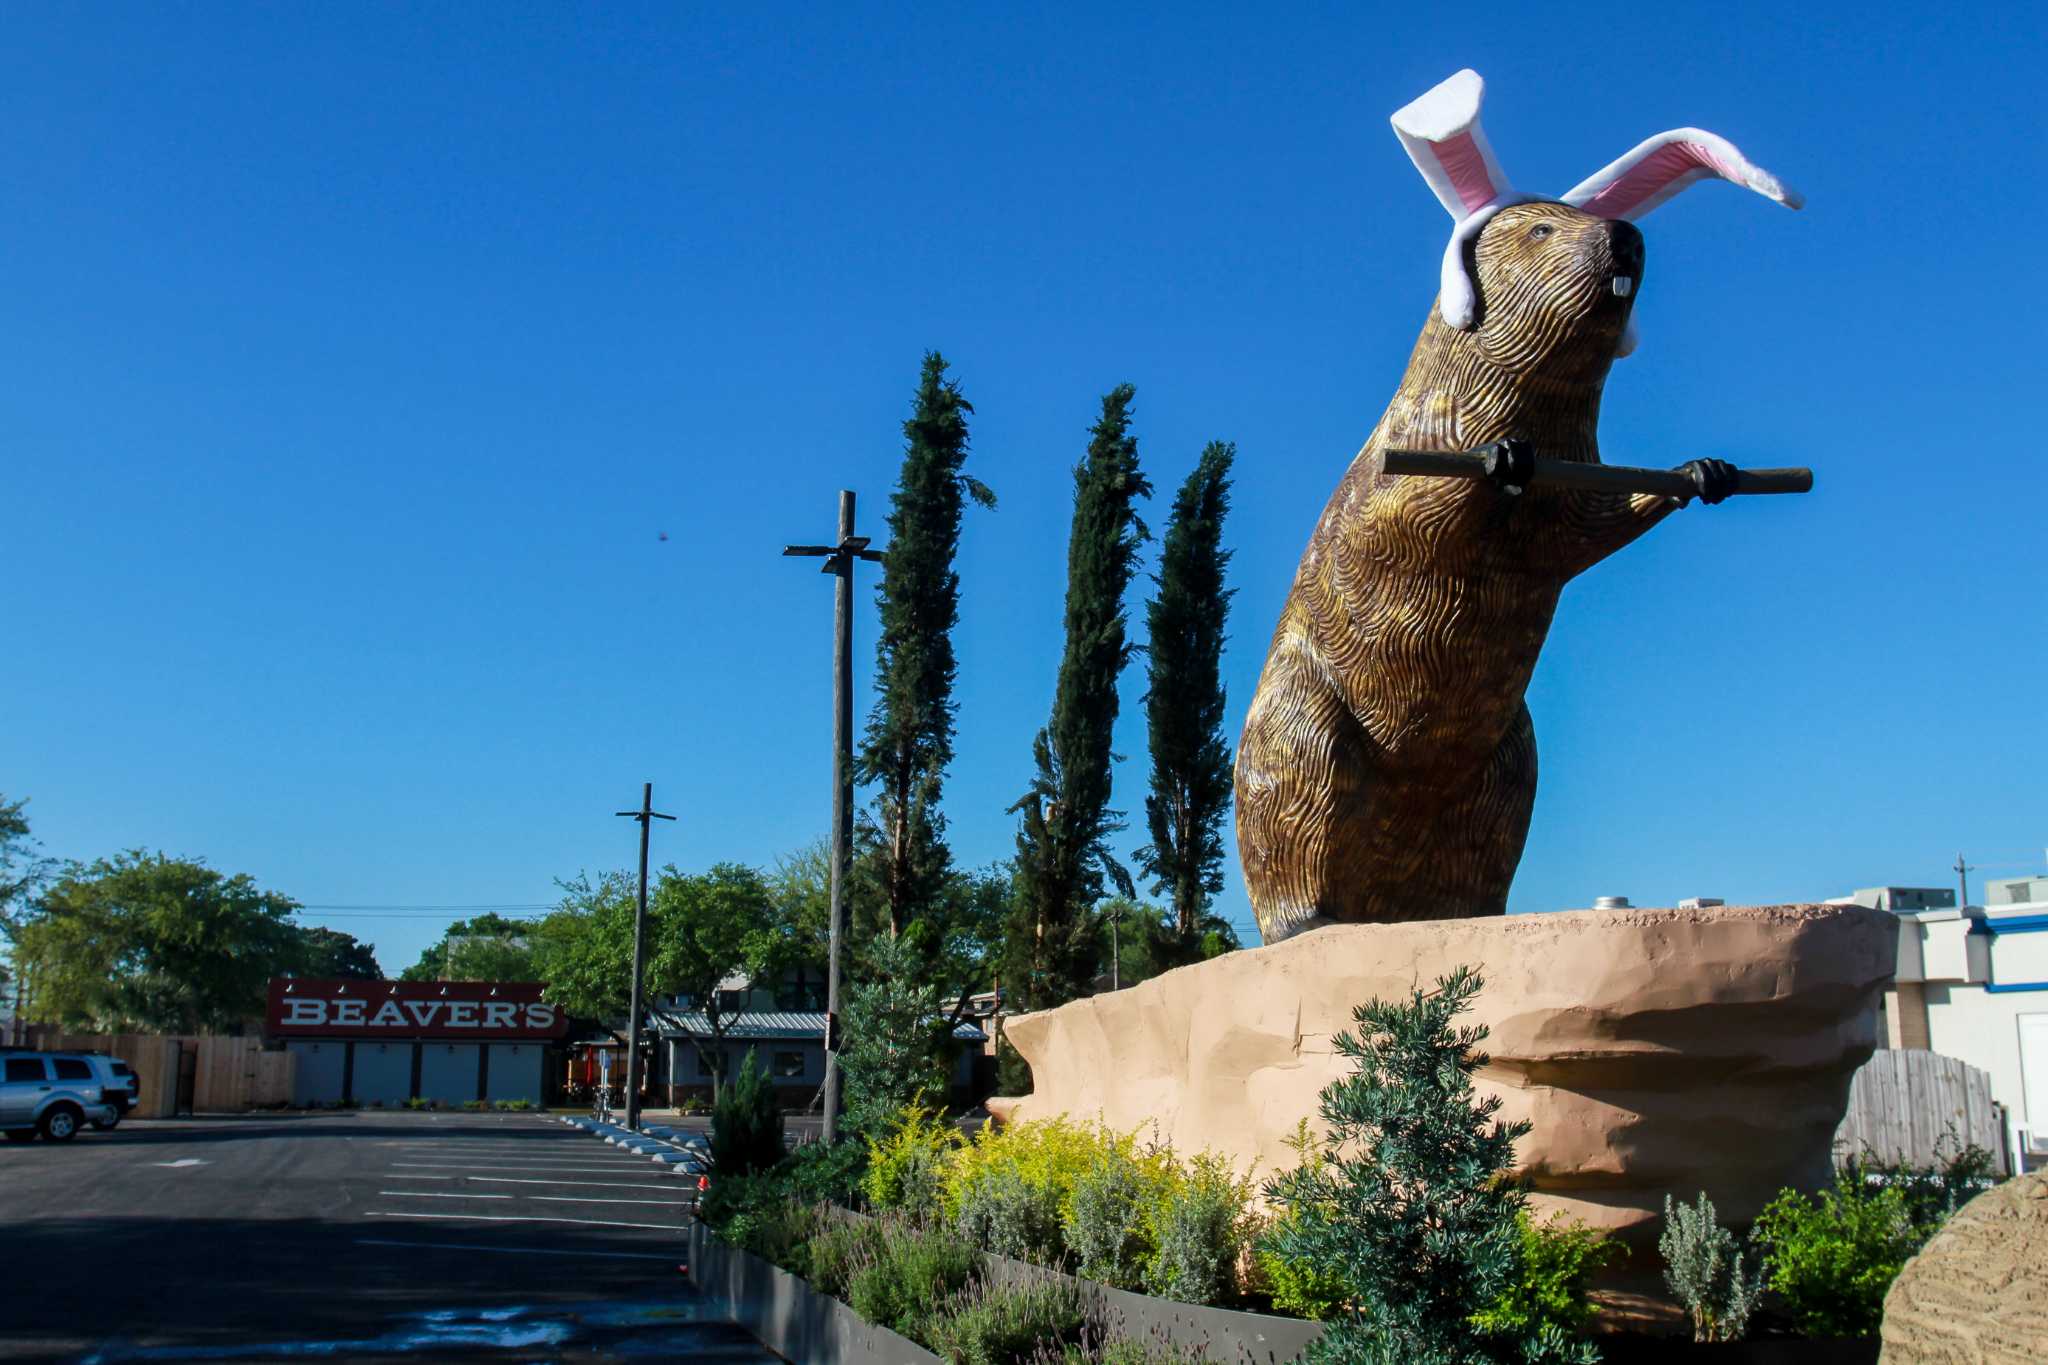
[[1005, 384, 1153, 1016], [1264, 967, 1592, 1365], [859, 352, 994, 939], [399, 912, 537, 981], [650, 861, 782, 1095], [1, 792, 50, 920], [15, 852, 304, 1033], [1138, 441, 1238, 964], [533, 864, 782, 1099], [840, 928, 957, 1134], [294, 926, 384, 979]]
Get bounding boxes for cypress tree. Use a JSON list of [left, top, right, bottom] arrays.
[[858, 352, 992, 940], [1004, 384, 1153, 1014], [1138, 441, 1237, 964]]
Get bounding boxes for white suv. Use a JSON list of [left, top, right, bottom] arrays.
[[1, 1051, 121, 1143]]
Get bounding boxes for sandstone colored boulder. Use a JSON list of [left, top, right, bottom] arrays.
[[1880, 1171, 2048, 1363], [998, 903, 1893, 1242]]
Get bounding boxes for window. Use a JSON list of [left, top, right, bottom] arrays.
[[53, 1059, 93, 1081], [774, 1051, 805, 1078], [112, 1062, 134, 1077], [5, 1058, 46, 1083]]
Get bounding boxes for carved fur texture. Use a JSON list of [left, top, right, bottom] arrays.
[[1238, 203, 1675, 943]]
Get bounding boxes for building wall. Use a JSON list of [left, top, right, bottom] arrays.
[[1923, 982, 2048, 1131], [419, 1042, 481, 1103], [354, 1041, 414, 1105], [486, 1044, 544, 1103], [290, 1041, 347, 1107]]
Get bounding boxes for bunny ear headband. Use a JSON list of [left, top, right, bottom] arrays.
[[1390, 69, 1802, 355]]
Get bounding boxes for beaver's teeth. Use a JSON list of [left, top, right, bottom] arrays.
[[1612, 276, 1634, 298]]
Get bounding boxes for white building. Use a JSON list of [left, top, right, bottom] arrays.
[[1847, 878, 2048, 1153]]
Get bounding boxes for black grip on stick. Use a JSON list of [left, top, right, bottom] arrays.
[[1381, 447, 1812, 498]]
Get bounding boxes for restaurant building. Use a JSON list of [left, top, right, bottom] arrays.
[[266, 978, 569, 1107]]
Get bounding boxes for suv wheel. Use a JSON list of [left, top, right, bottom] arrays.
[[40, 1106, 81, 1142], [91, 1111, 122, 1131], [3, 1129, 35, 1143]]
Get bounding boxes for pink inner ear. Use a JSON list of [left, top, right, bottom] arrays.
[[1573, 139, 1748, 220], [1433, 130, 1507, 214]]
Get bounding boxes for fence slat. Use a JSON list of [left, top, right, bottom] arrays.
[[1836, 1048, 2007, 1176]]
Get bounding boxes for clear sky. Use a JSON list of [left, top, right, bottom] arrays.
[[6, 2, 2043, 976]]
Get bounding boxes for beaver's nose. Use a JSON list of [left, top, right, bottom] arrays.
[[1607, 219, 1644, 274]]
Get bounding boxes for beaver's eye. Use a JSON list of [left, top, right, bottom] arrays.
[[1529, 223, 1554, 240]]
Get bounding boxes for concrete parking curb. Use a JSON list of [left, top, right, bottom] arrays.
[[557, 1114, 709, 1177]]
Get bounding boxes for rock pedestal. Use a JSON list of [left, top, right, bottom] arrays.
[[995, 903, 1894, 1242]]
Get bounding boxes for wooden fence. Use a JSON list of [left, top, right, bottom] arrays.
[[1834, 1048, 2007, 1176], [24, 1029, 295, 1116]]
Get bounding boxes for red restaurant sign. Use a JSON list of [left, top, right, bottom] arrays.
[[265, 979, 569, 1040]]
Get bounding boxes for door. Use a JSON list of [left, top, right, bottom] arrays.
[[2, 1055, 49, 1123], [175, 1044, 197, 1116], [2020, 1014, 2048, 1138]]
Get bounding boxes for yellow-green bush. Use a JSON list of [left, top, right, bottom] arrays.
[[863, 1101, 963, 1217]]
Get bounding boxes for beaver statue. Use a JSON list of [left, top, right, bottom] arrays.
[[1236, 70, 1803, 944]]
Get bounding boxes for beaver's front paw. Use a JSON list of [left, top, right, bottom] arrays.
[[1482, 438, 1537, 495], [1677, 457, 1739, 505]]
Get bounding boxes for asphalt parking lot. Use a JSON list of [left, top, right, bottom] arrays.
[[0, 1112, 779, 1363]]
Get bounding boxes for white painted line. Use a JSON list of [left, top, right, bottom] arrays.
[[388, 1162, 650, 1172], [354, 1237, 679, 1263], [529, 1195, 693, 1206], [470, 1177, 684, 1191], [378, 1191, 514, 1199], [386, 1174, 456, 1180], [152, 1159, 208, 1168], [365, 1211, 682, 1231]]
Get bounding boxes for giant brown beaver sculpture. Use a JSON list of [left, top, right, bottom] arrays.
[[1236, 71, 1802, 943]]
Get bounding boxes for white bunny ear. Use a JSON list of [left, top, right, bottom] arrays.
[[1390, 69, 1516, 218], [1391, 69, 1535, 331], [1562, 128, 1803, 221]]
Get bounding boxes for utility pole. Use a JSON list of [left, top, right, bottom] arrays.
[[615, 782, 675, 1131], [1955, 851, 1976, 909], [783, 489, 883, 1145]]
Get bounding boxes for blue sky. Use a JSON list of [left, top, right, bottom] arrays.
[[6, 3, 2043, 975]]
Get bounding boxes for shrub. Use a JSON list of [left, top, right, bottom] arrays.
[[726, 1197, 822, 1272], [781, 1131, 872, 1207], [807, 1214, 883, 1300], [1066, 1144, 1159, 1288], [1144, 1153, 1254, 1305], [461, 1099, 488, 1111], [402, 1096, 431, 1111], [1472, 1213, 1622, 1340], [1660, 1192, 1763, 1343], [865, 1102, 963, 1219], [1848, 1135, 1999, 1235], [712, 1050, 785, 1178], [845, 1217, 983, 1342], [1751, 1165, 1918, 1338], [1263, 967, 1588, 1364], [924, 1273, 1089, 1365], [1254, 1121, 1350, 1319], [958, 1163, 1067, 1264], [494, 1098, 534, 1112], [840, 929, 956, 1136]]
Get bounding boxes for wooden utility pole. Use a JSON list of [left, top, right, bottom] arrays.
[[784, 489, 883, 1145], [615, 782, 675, 1131]]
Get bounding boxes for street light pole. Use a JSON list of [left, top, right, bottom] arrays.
[[783, 489, 883, 1145], [615, 782, 675, 1132]]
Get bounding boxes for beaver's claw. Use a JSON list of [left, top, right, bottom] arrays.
[[1677, 457, 1739, 505]]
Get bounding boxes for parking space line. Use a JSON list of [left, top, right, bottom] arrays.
[[365, 1211, 682, 1231], [388, 1162, 650, 1172], [529, 1195, 693, 1206], [470, 1177, 685, 1190], [355, 1237, 680, 1262], [377, 1191, 514, 1199]]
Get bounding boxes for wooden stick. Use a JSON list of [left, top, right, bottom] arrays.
[[1382, 448, 1813, 497]]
